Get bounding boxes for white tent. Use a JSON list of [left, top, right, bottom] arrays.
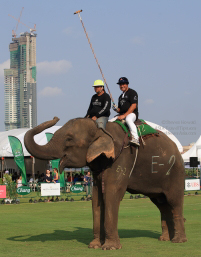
[[182, 136, 201, 162], [0, 126, 61, 157], [145, 121, 183, 153]]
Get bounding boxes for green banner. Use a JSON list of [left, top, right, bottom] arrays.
[[70, 184, 84, 193], [8, 136, 27, 184], [45, 133, 65, 187], [17, 186, 31, 195], [81, 168, 85, 175]]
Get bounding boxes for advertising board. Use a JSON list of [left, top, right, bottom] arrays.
[[185, 179, 200, 191], [41, 183, 60, 196]]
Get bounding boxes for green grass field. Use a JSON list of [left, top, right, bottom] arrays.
[[0, 195, 200, 257]]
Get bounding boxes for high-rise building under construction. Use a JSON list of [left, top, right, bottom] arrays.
[[4, 32, 37, 131]]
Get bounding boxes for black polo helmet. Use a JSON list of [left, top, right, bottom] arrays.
[[116, 77, 129, 85]]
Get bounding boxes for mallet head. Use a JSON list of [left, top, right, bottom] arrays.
[[74, 10, 83, 15]]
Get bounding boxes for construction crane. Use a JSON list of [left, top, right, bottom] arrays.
[[8, 8, 36, 37], [8, 7, 24, 38]]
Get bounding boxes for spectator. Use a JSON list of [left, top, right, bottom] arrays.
[[45, 169, 53, 202], [12, 171, 18, 182], [73, 174, 79, 184], [67, 174, 74, 183], [53, 168, 59, 183], [16, 176, 22, 188], [84, 171, 91, 196], [45, 169, 53, 183], [77, 174, 83, 182]]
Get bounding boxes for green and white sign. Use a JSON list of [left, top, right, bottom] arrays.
[[8, 136, 27, 184], [17, 186, 31, 195], [70, 185, 84, 193]]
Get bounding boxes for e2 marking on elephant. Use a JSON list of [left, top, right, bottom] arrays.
[[166, 155, 176, 175], [116, 165, 126, 175], [152, 156, 160, 173], [152, 155, 176, 175]]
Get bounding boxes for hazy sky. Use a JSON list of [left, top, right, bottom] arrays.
[[0, 0, 200, 146]]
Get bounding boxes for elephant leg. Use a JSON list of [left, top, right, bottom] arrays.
[[151, 193, 187, 243], [88, 176, 105, 249], [166, 195, 187, 243], [101, 186, 123, 250], [150, 197, 172, 241]]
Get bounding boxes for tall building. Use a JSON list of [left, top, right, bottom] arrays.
[[4, 32, 37, 131]]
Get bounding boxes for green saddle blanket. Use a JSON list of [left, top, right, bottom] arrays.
[[114, 119, 158, 137]]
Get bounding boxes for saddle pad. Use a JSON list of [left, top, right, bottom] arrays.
[[114, 119, 158, 137]]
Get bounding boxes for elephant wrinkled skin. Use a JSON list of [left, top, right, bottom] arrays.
[[24, 117, 187, 250]]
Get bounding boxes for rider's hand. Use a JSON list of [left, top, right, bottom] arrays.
[[112, 103, 118, 112], [92, 116, 97, 121], [117, 115, 126, 120]]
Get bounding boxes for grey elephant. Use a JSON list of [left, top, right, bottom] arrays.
[[24, 117, 187, 250]]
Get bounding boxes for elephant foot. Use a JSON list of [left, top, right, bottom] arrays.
[[102, 239, 122, 250], [88, 238, 102, 249], [171, 235, 187, 243], [158, 234, 170, 241]]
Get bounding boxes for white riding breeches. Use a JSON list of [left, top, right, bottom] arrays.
[[125, 113, 139, 140]]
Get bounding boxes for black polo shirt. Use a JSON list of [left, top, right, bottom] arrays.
[[118, 88, 138, 117], [86, 92, 111, 118]]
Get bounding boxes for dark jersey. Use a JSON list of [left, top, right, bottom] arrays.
[[86, 92, 111, 118], [118, 88, 138, 117], [45, 175, 52, 183]]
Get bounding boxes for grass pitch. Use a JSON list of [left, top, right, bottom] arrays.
[[0, 195, 201, 257]]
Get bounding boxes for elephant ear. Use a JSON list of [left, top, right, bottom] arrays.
[[86, 129, 115, 163]]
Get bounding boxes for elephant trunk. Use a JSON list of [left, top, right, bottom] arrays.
[[24, 117, 61, 160]]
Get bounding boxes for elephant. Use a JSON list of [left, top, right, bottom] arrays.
[[24, 117, 187, 250]]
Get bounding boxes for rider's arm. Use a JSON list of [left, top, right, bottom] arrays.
[[119, 103, 136, 119], [96, 94, 111, 118]]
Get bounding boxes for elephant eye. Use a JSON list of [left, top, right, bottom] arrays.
[[66, 137, 73, 142], [65, 135, 75, 147]]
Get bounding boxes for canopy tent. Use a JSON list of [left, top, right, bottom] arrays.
[[0, 126, 61, 157], [182, 136, 201, 162], [145, 121, 183, 153]]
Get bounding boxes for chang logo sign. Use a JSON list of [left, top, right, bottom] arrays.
[[14, 149, 23, 159], [70, 185, 84, 193], [17, 186, 31, 195]]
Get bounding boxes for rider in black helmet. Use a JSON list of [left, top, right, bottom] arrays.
[[113, 77, 139, 146]]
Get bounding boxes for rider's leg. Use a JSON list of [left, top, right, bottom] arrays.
[[96, 117, 109, 129], [125, 113, 139, 142]]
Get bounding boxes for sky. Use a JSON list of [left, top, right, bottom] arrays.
[[0, 0, 200, 146]]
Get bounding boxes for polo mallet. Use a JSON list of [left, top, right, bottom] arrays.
[[74, 10, 115, 105]]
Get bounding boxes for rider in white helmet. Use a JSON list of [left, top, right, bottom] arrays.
[[86, 80, 111, 129]]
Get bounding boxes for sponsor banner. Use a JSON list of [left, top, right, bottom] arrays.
[[8, 136, 27, 184], [185, 179, 200, 191], [41, 183, 60, 196], [17, 186, 31, 195], [0, 185, 6, 198], [70, 184, 84, 193]]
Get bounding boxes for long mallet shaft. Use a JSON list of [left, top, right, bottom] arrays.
[[74, 10, 115, 104]]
